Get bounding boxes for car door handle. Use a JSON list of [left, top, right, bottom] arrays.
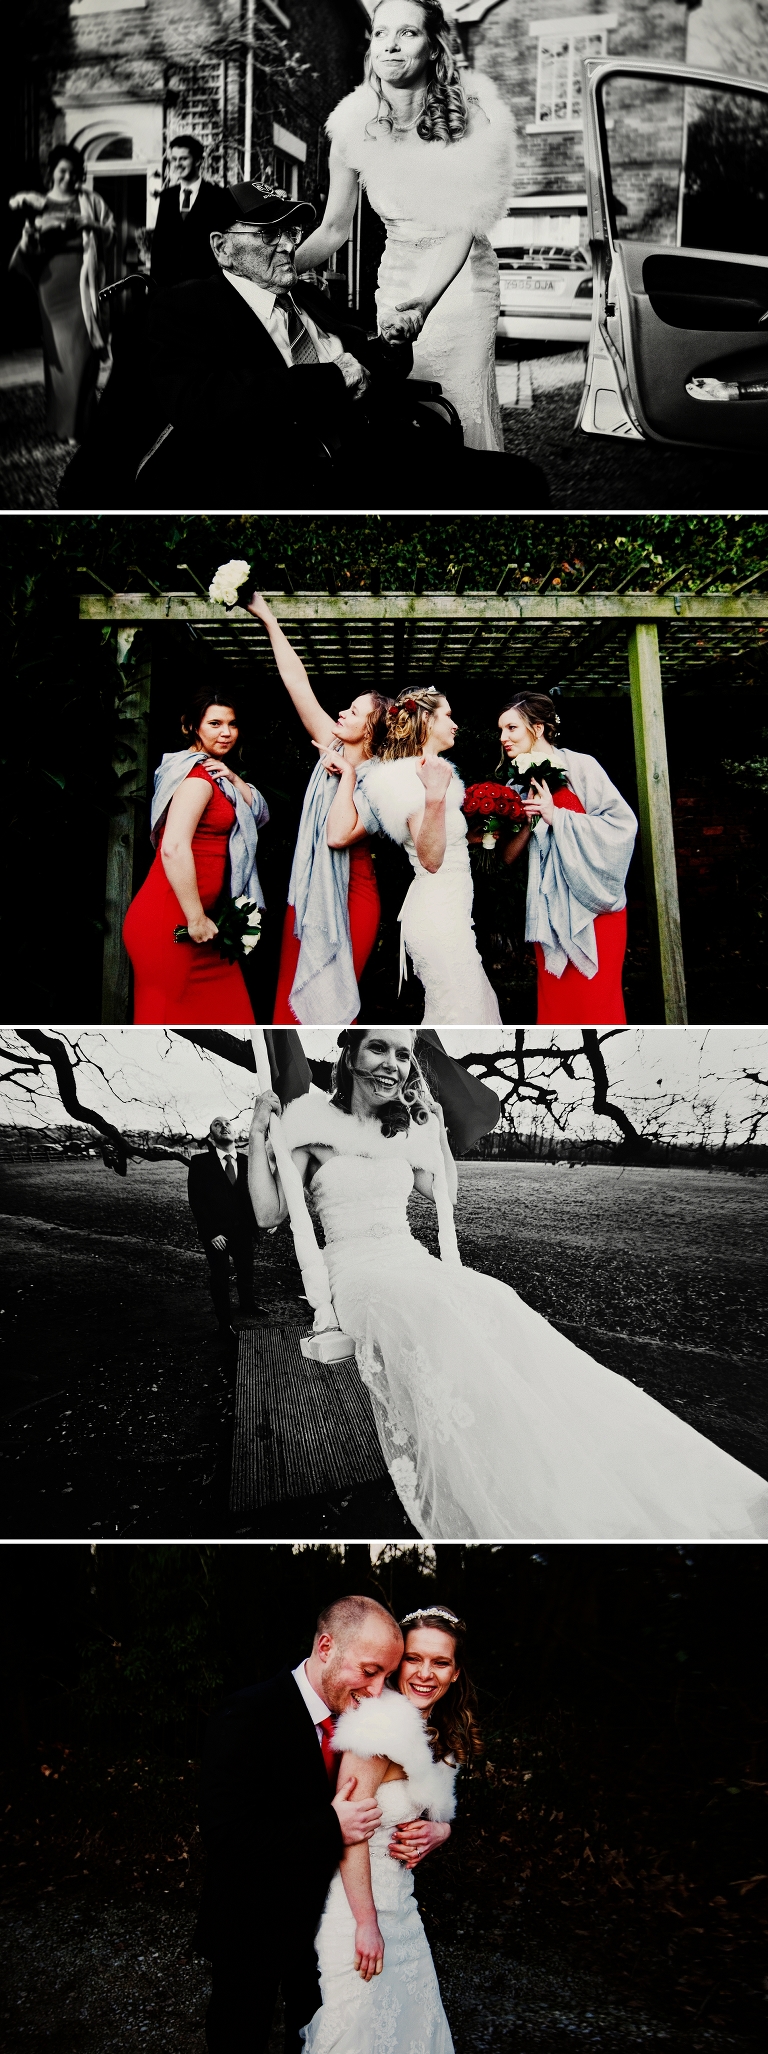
[[687, 375, 768, 402]]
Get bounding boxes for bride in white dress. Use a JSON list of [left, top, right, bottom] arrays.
[[294, 1, 514, 450], [302, 1605, 479, 2054], [327, 686, 501, 1026], [248, 1030, 768, 1542]]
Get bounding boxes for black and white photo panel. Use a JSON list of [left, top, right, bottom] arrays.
[[1, 1023, 766, 1542], [6, 1, 768, 514]]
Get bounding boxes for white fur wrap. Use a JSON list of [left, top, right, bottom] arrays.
[[355, 758, 465, 850], [332, 1689, 457, 1822], [278, 1091, 462, 1270], [326, 71, 514, 239]]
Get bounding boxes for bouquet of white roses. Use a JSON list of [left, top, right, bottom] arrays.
[[174, 894, 261, 963], [506, 747, 570, 822], [208, 560, 253, 610]]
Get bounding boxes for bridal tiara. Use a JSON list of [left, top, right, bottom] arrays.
[[400, 1605, 461, 1625]]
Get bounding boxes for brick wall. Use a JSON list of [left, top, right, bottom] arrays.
[[459, 0, 691, 204]]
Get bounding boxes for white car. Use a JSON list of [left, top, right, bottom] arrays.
[[491, 235, 593, 345]]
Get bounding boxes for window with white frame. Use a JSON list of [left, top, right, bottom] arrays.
[[528, 13, 617, 131]]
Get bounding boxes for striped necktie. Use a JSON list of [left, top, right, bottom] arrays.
[[275, 292, 319, 367]]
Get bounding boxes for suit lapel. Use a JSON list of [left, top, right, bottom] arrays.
[[281, 1669, 331, 1803]]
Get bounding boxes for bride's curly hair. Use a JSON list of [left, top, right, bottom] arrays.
[[398, 1607, 483, 1766], [370, 685, 446, 759], [364, 1, 470, 145], [331, 1029, 434, 1138]]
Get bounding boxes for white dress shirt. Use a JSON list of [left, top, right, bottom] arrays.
[[177, 176, 202, 213], [292, 1658, 333, 1746], [222, 272, 345, 367]]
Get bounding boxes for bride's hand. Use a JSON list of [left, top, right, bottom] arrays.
[[250, 1091, 281, 1135], [354, 1917, 385, 1980], [389, 1818, 450, 1868], [380, 298, 429, 343], [416, 754, 452, 804]]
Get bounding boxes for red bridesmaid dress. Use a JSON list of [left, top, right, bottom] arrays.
[[123, 766, 255, 1024], [535, 787, 628, 1026], [273, 838, 381, 1024]]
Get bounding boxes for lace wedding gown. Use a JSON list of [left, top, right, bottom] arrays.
[[326, 74, 514, 450], [278, 1097, 768, 1542], [302, 1692, 455, 2054], [354, 758, 501, 1025]]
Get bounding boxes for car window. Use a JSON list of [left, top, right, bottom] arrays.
[[599, 75, 768, 259]]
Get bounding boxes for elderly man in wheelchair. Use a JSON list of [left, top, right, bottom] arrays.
[[60, 181, 549, 511]]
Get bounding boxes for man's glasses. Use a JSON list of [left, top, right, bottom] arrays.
[[229, 222, 304, 246]]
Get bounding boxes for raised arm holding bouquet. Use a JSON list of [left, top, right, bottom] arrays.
[[498, 694, 638, 1025]]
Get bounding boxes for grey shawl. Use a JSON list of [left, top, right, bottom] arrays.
[[285, 752, 359, 1026], [523, 748, 637, 979], [150, 749, 269, 909]]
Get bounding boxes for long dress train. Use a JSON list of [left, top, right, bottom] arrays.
[[279, 1097, 768, 1541]]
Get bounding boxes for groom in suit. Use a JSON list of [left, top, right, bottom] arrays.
[[194, 1595, 405, 2052], [59, 181, 549, 509], [150, 135, 231, 288], [187, 1116, 265, 1339]]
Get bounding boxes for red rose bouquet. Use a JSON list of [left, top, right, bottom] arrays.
[[462, 781, 527, 865]]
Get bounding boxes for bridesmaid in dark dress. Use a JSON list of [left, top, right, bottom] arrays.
[[9, 144, 114, 443], [123, 688, 269, 1024]]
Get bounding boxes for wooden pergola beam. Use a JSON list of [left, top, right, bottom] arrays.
[[628, 625, 687, 1025], [79, 590, 768, 626], [101, 628, 151, 1026]]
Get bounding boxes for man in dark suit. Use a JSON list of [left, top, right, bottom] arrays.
[[150, 135, 231, 289], [194, 1594, 405, 2052], [59, 182, 549, 510], [188, 1115, 264, 1339]]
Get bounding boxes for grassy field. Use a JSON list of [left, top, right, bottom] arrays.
[[1, 1157, 765, 1538]]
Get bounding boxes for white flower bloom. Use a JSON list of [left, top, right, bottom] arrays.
[[209, 559, 251, 606], [482, 831, 497, 850], [509, 747, 566, 774]]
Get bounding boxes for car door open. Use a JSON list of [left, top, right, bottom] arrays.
[[578, 57, 768, 449]]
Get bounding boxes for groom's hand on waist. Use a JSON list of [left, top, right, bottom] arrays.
[[332, 1773, 382, 1845]]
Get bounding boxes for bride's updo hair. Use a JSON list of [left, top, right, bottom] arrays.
[[370, 685, 446, 759], [331, 1029, 433, 1138], [398, 1606, 483, 1766], [365, 1, 470, 145]]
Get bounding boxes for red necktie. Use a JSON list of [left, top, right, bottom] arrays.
[[319, 1715, 338, 1789]]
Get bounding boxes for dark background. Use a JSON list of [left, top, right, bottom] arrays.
[[1, 1542, 767, 2050], [3, 512, 768, 1027]]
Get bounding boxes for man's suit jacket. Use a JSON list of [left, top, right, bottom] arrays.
[[193, 1667, 343, 1986], [150, 180, 230, 289], [59, 268, 415, 508], [187, 1145, 257, 1249]]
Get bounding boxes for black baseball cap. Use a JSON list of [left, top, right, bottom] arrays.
[[226, 181, 316, 228]]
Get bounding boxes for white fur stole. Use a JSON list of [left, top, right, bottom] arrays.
[[278, 1091, 462, 1270], [326, 71, 515, 239], [332, 1688, 457, 1822], [357, 758, 464, 850]]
